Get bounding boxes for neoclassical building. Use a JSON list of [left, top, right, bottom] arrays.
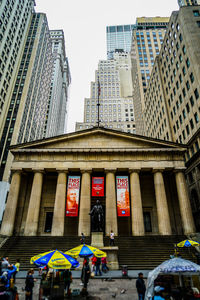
[[0, 127, 196, 237]]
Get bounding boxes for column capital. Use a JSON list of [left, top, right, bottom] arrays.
[[129, 168, 141, 174], [152, 168, 165, 174], [80, 169, 92, 174], [173, 167, 187, 173], [104, 169, 116, 174], [32, 168, 45, 174], [56, 168, 69, 174], [10, 168, 22, 175]]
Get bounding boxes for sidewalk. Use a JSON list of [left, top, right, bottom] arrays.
[[17, 269, 150, 279]]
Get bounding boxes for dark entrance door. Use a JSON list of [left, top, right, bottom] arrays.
[[143, 212, 152, 233], [44, 212, 53, 233]]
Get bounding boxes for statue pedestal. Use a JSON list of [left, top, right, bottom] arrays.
[[101, 246, 119, 270], [91, 232, 119, 270], [91, 232, 104, 248]]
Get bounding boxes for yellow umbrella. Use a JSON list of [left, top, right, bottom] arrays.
[[30, 250, 80, 269], [65, 244, 107, 258], [177, 239, 199, 247]]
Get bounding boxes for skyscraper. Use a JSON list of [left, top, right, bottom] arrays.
[[0, 0, 35, 220], [76, 52, 135, 133], [45, 30, 71, 138], [0, 2, 71, 223], [178, 0, 200, 6], [143, 5, 200, 229], [131, 17, 169, 135], [106, 24, 136, 59]]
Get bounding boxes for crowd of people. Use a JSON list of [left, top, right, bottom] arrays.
[[0, 256, 19, 299]]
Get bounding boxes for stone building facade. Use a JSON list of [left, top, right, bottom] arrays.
[[0, 127, 196, 237]]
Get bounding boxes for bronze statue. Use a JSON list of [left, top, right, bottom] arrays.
[[89, 200, 104, 232]]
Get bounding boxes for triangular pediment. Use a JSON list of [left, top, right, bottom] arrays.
[[10, 127, 185, 152]]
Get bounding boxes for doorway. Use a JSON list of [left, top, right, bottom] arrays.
[[44, 212, 53, 233], [143, 211, 152, 233]]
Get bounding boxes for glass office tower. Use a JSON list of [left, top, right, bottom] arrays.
[[106, 24, 136, 59]]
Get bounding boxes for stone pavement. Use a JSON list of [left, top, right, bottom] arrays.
[[15, 278, 141, 300]]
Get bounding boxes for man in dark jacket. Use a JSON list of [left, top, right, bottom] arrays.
[[136, 272, 146, 300]]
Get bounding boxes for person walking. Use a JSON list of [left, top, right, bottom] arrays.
[[25, 269, 35, 300], [136, 272, 146, 300], [110, 230, 115, 246], [13, 259, 20, 283], [91, 255, 97, 273], [101, 256, 109, 273], [95, 257, 102, 276]]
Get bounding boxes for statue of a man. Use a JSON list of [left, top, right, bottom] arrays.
[[89, 200, 104, 232]]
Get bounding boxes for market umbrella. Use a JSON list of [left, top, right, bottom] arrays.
[[30, 250, 80, 269], [65, 244, 107, 258], [177, 239, 199, 247], [145, 257, 200, 300]]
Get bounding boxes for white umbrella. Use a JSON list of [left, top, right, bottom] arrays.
[[145, 257, 200, 300]]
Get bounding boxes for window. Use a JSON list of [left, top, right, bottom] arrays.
[[182, 109, 186, 119], [190, 119, 194, 130], [190, 96, 194, 106], [197, 21, 200, 28], [182, 66, 186, 76], [186, 81, 190, 91], [190, 73, 194, 83], [186, 124, 190, 135], [193, 10, 200, 17], [194, 112, 199, 123], [179, 54, 183, 63], [182, 45, 186, 55], [186, 58, 190, 68], [179, 74, 183, 83], [179, 33, 183, 42], [194, 88, 199, 100], [186, 103, 190, 113], [182, 88, 186, 97]]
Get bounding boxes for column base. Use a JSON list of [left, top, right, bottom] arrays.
[[91, 232, 104, 248]]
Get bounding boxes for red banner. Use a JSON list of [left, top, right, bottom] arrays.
[[66, 176, 80, 217], [116, 176, 130, 217], [92, 177, 104, 197]]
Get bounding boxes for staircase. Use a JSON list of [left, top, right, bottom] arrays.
[[0, 235, 196, 270], [104, 235, 196, 270], [0, 236, 91, 270]]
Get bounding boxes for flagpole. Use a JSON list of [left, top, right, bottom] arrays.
[[97, 76, 100, 127]]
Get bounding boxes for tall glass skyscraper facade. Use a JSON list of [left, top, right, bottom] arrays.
[[106, 24, 136, 59]]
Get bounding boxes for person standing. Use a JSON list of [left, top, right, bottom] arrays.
[[63, 269, 72, 296], [136, 272, 146, 300], [153, 286, 165, 300], [13, 259, 20, 283], [1, 257, 9, 274], [95, 257, 102, 276], [80, 233, 85, 244], [25, 269, 35, 300], [81, 261, 91, 295], [110, 230, 115, 246]]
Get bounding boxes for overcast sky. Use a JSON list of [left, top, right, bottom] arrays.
[[35, 0, 179, 133]]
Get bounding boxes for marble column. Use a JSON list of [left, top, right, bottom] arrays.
[[24, 170, 44, 236], [153, 170, 172, 235], [51, 170, 68, 236], [0, 170, 22, 236], [105, 170, 118, 236], [129, 170, 145, 236], [78, 170, 91, 236], [175, 170, 196, 234]]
